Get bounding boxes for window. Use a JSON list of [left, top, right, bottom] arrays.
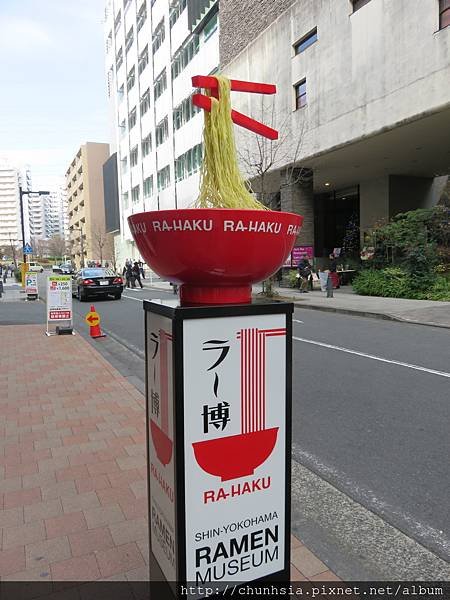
[[152, 19, 165, 54], [142, 134, 152, 157], [114, 9, 121, 32], [106, 31, 113, 53], [154, 69, 167, 100], [121, 155, 128, 173], [137, 1, 147, 31], [123, 0, 131, 10], [175, 144, 202, 181], [201, 12, 218, 41], [130, 145, 138, 167], [126, 66, 135, 91], [157, 165, 171, 191], [122, 191, 129, 209], [138, 45, 149, 75], [140, 88, 151, 115], [107, 67, 114, 98], [155, 117, 169, 146], [116, 47, 123, 70], [440, 0, 450, 29], [131, 185, 140, 203], [173, 94, 201, 130], [294, 28, 317, 54], [294, 79, 307, 109], [169, 0, 187, 28], [171, 35, 199, 79], [119, 118, 126, 137], [128, 107, 137, 129], [352, 0, 371, 11], [125, 26, 134, 52], [143, 175, 153, 197], [118, 84, 124, 103]]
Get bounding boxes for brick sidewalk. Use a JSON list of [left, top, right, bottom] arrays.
[[0, 325, 339, 582]]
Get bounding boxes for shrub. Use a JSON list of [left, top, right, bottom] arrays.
[[353, 268, 450, 301]]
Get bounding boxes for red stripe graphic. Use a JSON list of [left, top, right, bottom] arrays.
[[159, 329, 170, 435]]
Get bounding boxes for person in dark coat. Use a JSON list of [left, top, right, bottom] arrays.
[[297, 255, 312, 293], [123, 263, 136, 288], [132, 262, 144, 289]]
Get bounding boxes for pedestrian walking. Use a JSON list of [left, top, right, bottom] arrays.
[[297, 254, 312, 293], [123, 263, 136, 288], [138, 260, 145, 279], [132, 262, 144, 288], [3, 268, 8, 284]]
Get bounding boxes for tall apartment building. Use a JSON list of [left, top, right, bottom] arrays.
[[44, 188, 69, 240], [0, 158, 21, 250], [104, 0, 219, 265], [66, 143, 110, 269], [221, 0, 450, 258]]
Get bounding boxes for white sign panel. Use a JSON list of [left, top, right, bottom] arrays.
[[183, 313, 286, 585], [25, 272, 38, 296], [147, 314, 177, 581], [46, 276, 72, 322]]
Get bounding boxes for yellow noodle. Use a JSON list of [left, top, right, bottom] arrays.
[[195, 75, 268, 210]]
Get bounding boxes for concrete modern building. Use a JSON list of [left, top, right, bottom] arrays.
[[104, 0, 219, 265], [44, 188, 69, 240], [220, 0, 450, 260], [66, 143, 110, 269], [0, 158, 22, 252]]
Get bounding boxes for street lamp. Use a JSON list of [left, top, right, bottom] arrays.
[[19, 187, 50, 286], [70, 226, 85, 268]]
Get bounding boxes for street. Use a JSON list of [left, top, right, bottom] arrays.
[[4, 273, 449, 579]]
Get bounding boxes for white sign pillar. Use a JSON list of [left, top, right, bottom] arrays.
[[144, 299, 293, 597], [45, 275, 73, 336]]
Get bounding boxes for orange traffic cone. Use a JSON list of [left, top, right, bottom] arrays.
[[87, 305, 106, 339]]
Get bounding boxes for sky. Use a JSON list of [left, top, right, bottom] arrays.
[[0, 0, 110, 190]]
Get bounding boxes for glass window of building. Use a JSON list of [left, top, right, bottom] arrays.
[[130, 145, 138, 167], [201, 11, 218, 41], [127, 66, 135, 91], [173, 94, 201, 130], [140, 88, 151, 115], [138, 45, 149, 75], [114, 9, 121, 33], [174, 144, 202, 181], [294, 79, 307, 109], [122, 191, 129, 208], [152, 19, 165, 54], [157, 165, 171, 191], [142, 134, 152, 157], [125, 26, 134, 52], [294, 28, 317, 54], [155, 117, 169, 146], [440, 0, 450, 29], [131, 185, 140, 203], [121, 155, 128, 173], [143, 175, 153, 197], [171, 35, 199, 79], [128, 107, 137, 129], [169, 0, 187, 28], [154, 69, 167, 100], [116, 47, 123, 70], [137, 1, 147, 31], [352, 0, 371, 11]]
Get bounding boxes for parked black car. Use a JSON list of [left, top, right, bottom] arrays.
[[72, 268, 124, 301]]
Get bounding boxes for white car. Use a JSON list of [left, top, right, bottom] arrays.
[[27, 262, 44, 273]]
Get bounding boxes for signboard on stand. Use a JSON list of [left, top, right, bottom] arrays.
[[25, 272, 38, 300], [46, 275, 73, 335], [291, 246, 314, 266], [144, 300, 292, 596]]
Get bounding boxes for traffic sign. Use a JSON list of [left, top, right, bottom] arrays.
[[23, 243, 33, 254], [85, 311, 100, 327]]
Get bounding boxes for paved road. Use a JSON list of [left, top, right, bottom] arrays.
[[7, 273, 450, 577]]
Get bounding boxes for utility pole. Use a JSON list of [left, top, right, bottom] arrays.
[[18, 187, 50, 287]]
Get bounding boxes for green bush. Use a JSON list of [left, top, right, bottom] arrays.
[[288, 270, 299, 288], [353, 268, 450, 301]]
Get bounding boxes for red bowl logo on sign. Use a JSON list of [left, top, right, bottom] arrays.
[[150, 420, 173, 466], [128, 209, 303, 304]]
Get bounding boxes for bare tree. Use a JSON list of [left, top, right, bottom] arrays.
[[92, 227, 108, 265], [31, 237, 49, 259], [8, 234, 18, 268], [103, 233, 118, 271], [47, 235, 67, 259]]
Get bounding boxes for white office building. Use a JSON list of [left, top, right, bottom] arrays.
[[104, 0, 219, 264], [0, 158, 22, 250], [44, 188, 69, 240]]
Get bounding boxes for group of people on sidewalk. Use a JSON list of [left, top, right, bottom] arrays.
[[297, 253, 339, 298], [122, 259, 145, 289], [0, 263, 15, 283]]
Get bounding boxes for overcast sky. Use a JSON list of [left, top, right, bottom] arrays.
[[0, 0, 109, 190]]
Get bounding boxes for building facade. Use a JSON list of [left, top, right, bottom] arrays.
[[44, 187, 69, 240], [104, 0, 219, 266], [0, 158, 21, 252], [220, 0, 450, 260], [66, 142, 110, 269]]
